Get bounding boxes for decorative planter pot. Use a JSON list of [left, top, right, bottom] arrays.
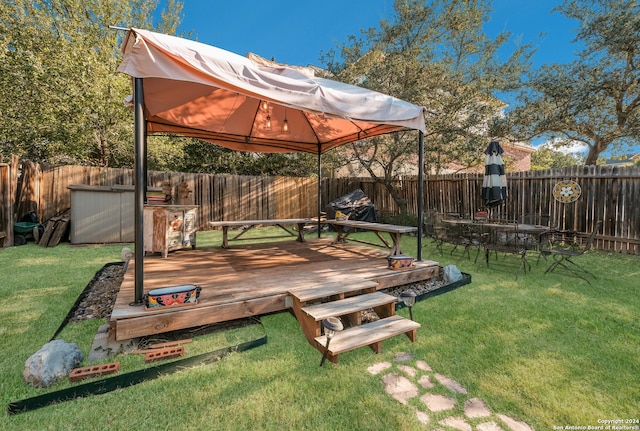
[[145, 284, 201, 309], [387, 254, 415, 270]]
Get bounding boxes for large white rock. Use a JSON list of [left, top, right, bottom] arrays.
[[23, 339, 84, 388]]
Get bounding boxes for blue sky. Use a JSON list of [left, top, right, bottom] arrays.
[[171, 1, 578, 70], [161, 1, 632, 156]]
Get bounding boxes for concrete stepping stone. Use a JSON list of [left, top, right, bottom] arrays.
[[434, 373, 469, 394], [439, 416, 472, 431], [381, 373, 419, 405], [418, 374, 435, 388], [464, 397, 491, 418], [478, 422, 505, 431], [415, 410, 430, 424], [367, 362, 391, 375], [394, 351, 414, 362], [420, 393, 456, 412], [416, 360, 432, 371], [398, 364, 417, 377], [497, 414, 534, 431]]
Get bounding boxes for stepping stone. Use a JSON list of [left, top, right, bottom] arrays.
[[415, 410, 430, 424], [367, 362, 391, 375], [416, 360, 432, 371], [394, 352, 414, 362], [398, 364, 417, 377], [381, 373, 419, 405], [418, 375, 435, 388], [434, 373, 469, 394], [439, 416, 472, 431], [464, 398, 491, 418], [421, 393, 456, 412], [478, 422, 505, 431], [497, 414, 534, 431]]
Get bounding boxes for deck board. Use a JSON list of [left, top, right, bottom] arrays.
[[110, 238, 440, 340]]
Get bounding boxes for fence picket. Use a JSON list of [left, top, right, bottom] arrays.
[[2, 162, 638, 254]]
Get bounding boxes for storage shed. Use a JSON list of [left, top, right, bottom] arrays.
[[68, 185, 142, 244]]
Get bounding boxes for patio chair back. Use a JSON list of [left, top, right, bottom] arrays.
[[542, 220, 602, 284], [582, 220, 602, 252]]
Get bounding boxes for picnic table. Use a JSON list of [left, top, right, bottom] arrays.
[[209, 218, 319, 248], [325, 219, 417, 256]]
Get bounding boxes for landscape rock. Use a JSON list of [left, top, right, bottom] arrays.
[[478, 422, 505, 431], [434, 373, 469, 394], [464, 397, 492, 418], [381, 372, 419, 404], [497, 414, 535, 431], [440, 416, 472, 431], [415, 410, 430, 424], [421, 393, 456, 412], [416, 360, 432, 371], [23, 339, 84, 388], [443, 264, 464, 283], [393, 351, 414, 362], [367, 362, 391, 375], [397, 364, 417, 377]]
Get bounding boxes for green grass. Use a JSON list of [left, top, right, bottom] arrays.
[[1, 229, 638, 430]]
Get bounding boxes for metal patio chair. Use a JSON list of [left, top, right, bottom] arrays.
[[541, 220, 602, 284], [479, 220, 530, 280], [423, 211, 446, 254]]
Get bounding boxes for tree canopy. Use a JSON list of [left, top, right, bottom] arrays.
[[6, 0, 635, 178], [509, 0, 640, 165], [322, 0, 532, 213], [0, 0, 183, 166]]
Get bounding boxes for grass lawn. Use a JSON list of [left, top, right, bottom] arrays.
[[1, 228, 638, 430]]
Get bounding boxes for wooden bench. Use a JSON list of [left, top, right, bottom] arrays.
[[209, 218, 320, 248], [325, 220, 417, 256]]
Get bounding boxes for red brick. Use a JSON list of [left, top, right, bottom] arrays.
[[69, 362, 121, 382], [144, 346, 185, 362]]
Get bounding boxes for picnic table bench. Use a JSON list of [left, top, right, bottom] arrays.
[[325, 220, 417, 256], [209, 218, 319, 248]]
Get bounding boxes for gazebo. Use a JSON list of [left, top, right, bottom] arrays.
[[116, 28, 427, 304]]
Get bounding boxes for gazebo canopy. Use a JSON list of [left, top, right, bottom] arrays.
[[118, 28, 426, 154], [116, 28, 428, 303]]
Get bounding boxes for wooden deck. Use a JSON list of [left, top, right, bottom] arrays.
[[109, 238, 440, 341]]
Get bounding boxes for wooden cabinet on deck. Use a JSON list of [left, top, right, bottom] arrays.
[[144, 205, 198, 258]]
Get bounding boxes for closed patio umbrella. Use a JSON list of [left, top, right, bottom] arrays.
[[481, 141, 507, 208]]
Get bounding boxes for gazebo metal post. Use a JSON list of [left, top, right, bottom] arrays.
[[417, 131, 424, 261], [132, 77, 145, 306], [317, 150, 322, 238]]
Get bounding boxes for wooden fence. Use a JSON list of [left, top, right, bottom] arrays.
[[1, 161, 638, 254]]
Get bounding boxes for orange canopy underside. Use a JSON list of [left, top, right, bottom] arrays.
[[118, 28, 426, 155]]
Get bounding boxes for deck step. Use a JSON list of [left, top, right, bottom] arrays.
[[301, 291, 397, 322], [289, 280, 378, 303], [315, 315, 420, 356]]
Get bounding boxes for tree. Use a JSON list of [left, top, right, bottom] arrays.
[[530, 145, 584, 170], [509, 0, 640, 166], [174, 139, 319, 177], [322, 0, 532, 214], [0, 0, 183, 166]]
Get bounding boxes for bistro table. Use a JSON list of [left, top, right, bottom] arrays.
[[441, 219, 549, 246], [440, 219, 551, 274]]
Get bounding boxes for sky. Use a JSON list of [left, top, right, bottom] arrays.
[[158, 1, 597, 155], [170, 1, 578, 71]]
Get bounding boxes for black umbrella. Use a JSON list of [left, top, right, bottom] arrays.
[[481, 141, 507, 208]]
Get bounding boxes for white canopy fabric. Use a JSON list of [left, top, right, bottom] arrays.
[[118, 28, 426, 154]]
